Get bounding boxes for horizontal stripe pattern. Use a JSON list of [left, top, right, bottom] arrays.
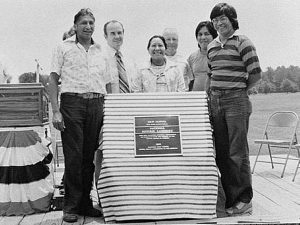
[[0, 143, 51, 167], [211, 75, 246, 83], [0, 127, 54, 215], [208, 35, 261, 90], [0, 130, 41, 148], [97, 92, 218, 222], [211, 54, 242, 62], [0, 161, 50, 184], [0, 84, 45, 127], [0, 174, 54, 202]]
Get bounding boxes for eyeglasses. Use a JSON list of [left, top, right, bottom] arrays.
[[212, 16, 228, 24]]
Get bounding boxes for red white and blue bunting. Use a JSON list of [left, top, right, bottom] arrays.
[[0, 127, 54, 216]]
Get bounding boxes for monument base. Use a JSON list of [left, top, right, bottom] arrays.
[[97, 92, 218, 222]]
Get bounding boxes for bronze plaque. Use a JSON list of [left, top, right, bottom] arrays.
[[134, 115, 182, 157]]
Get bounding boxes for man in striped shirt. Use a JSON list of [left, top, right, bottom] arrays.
[[206, 3, 261, 216]]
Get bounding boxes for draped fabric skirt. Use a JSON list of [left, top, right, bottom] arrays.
[[0, 127, 54, 216]]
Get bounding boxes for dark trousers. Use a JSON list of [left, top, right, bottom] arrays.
[[209, 89, 253, 208], [60, 94, 104, 214]]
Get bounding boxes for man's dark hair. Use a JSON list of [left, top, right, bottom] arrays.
[[74, 8, 95, 24], [195, 21, 218, 48], [147, 35, 167, 50], [195, 21, 217, 39], [210, 3, 239, 30]]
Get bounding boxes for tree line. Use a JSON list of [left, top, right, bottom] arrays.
[[252, 65, 300, 94], [18, 65, 300, 94]]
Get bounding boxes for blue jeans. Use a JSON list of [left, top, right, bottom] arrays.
[[209, 89, 253, 208], [60, 94, 104, 214]]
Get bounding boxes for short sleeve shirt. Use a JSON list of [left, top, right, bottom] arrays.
[[50, 38, 111, 94]]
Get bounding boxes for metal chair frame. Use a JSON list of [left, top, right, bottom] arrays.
[[292, 144, 300, 181], [251, 111, 299, 178], [52, 130, 64, 172]]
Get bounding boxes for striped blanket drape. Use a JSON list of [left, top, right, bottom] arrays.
[[97, 92, 218, 223]]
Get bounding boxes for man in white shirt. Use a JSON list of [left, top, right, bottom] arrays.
[[162, 28, 192, 91], [94, 20, 138, 184], [103, 20, 138, 93], [49, 8, 111, 222]]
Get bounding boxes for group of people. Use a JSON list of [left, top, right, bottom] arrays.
[[48, 2, 262, 223]]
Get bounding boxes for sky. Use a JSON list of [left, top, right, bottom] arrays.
[[1, 0, 299, 82]]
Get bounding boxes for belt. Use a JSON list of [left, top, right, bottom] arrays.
[[62, 92, 104, 99], [210, 89, 246, 95]]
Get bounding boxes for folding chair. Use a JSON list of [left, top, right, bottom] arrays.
[[292, 144, 300, 182], [251, 111, 299, 178]]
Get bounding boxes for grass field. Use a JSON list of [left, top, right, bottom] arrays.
[[248, 92, 300, 155]]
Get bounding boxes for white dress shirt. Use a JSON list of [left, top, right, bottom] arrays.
[[102, 44, 138, 93]]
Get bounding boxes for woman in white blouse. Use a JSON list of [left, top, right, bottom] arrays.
[[132, 35, 185, 93]]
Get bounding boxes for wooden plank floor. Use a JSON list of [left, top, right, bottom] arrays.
[[2, 154, 300, 225]]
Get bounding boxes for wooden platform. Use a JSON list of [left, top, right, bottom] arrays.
[[1, 154, 300, 225]]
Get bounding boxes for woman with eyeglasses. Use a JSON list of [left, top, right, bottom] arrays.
[[132, 35, 185, 93], [187, 21, 217, 91]]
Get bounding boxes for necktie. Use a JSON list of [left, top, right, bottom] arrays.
[[115, 51, 130, 93]]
